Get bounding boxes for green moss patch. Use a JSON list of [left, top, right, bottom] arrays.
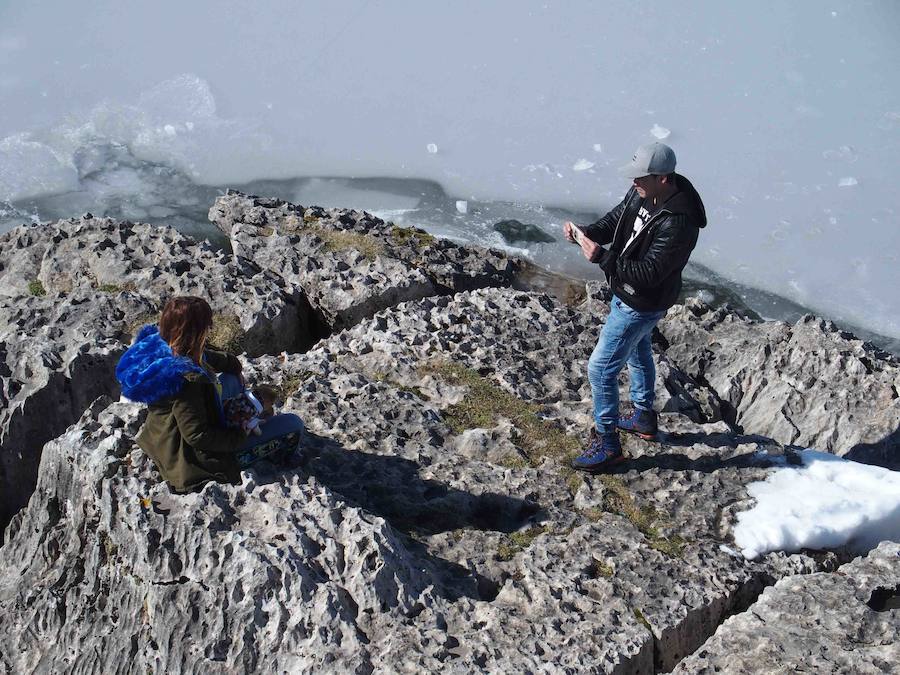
[[633, 607, 652, 631], [27, 279, 46, 296], [207, 312, 247, 355], [420, 361, 580, 466], [390, 225, 435, 247], [598, 475, 685, 557], [281, 214, 384, 260], [496, 525, 548, 561]]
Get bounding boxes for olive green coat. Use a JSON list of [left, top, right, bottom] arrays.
[[136, 350, 246, 492]]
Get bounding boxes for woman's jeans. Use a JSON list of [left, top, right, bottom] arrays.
[[220, 374, 305, 467], [588, 296, 665, 433]]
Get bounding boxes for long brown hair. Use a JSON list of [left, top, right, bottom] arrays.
[[158, 296, 213, 363]]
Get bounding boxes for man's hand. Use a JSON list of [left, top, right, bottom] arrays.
[[563, 221, 577, 243], [579, 236, 604, 263]]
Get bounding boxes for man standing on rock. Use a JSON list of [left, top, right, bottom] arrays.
[[564, 142, 706, 471]]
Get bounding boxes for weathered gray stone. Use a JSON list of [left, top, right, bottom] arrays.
[[208, 191, 522, 332], [0, 291, 154, 538], [2, 287, 824, 674], [1, 204, 898, 673], [0, 216, 307, 356], [673, 541, 900, 674], [656, 295, 900, 469], [0, 217, 311, 538]]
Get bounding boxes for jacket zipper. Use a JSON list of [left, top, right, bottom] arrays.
[[621, 206, 672, 256]]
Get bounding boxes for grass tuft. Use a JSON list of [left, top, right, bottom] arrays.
[[207, 312, 247, 355], [281, 214, 384, 260], [497, 525, 548, 561], [278, 372, 315, 399], [498, 454, 530, 470], [125, 312, 160, 340], [420, 361, 580, 466], [633, 607, 652, 631], [591, 558, 614, 578], [27, 279, 46, 296], [599, 475, 685, 557], [391, 226, 435, 247]]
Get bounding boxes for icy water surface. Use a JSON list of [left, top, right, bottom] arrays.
[[3, 151, 897, 356]]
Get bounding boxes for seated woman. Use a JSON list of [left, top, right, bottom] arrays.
[[115, 295, 305, 493]]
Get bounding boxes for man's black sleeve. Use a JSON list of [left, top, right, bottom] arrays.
[[581, 189, 631, 245], [615, 215, 698, 290]]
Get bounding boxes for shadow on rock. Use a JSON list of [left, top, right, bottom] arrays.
[[300, 431, 539, 537], [844, 426, 900, 471], [608, 447, 776, 475]]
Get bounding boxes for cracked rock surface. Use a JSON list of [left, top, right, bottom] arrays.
[[657, 298, 900, 469], [0, 217, 303, 536], [1, 206, 898, 673], [0, 287, 861, 674], [673, 541, 900, 674], [208, 191, 522, 332]]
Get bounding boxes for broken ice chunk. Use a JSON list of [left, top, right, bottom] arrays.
[[426, 143, 438, 154], [455, 200, 468, 214], [592, 143, 603, 152], [838, 177, 858, 187], [650, 124, 671, 140], [572, 159, 595, 171]]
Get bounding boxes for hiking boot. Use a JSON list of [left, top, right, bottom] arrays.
[[617, 408, 658, 440], [571, 429, 624, 472]]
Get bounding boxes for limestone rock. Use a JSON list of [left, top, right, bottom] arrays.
[[0, 216, 307, 356], [658, 297, 900, 469], [208, 191, 522, 332], [0, 291, 154, 538], [2, 203, 899, 672], [673, 541, 900, 674], [1, 287, 839, 673], [0, 217, 304, 538]]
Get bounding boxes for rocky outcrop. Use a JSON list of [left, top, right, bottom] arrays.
[[0, 200, 897, 672], [656, 298, 900, 469], [0, 215, 306, 355], [673, 541, 900, 674], [0, 286, 848, 673], [0, 211, 521, 543], [0, 217, 304, 538], [209, 191, 522, 332]]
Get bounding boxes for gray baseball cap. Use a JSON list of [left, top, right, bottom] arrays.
[[618, 142, 676, 178]]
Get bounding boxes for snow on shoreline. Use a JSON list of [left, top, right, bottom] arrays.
[[734, 450, 900, 560]]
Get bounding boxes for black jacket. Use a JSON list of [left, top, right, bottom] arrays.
[[583, 173, 706, 312]]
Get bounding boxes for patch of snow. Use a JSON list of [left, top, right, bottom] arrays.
[[592, 143, 603, 152], [455, 200, 468, 214], [838, 176, 858, 187], [719, 544, 742, 558], [733, 450, 900, 560], [426, 143, 438, 154]]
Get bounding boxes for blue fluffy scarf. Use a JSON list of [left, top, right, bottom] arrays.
[[116, 325, 205, 404]]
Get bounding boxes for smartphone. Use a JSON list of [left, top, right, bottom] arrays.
[[569, 223, 587, 246]]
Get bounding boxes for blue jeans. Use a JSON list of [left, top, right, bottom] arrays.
[[588, 296, 665, 433], [219, 374, 305, 465]]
